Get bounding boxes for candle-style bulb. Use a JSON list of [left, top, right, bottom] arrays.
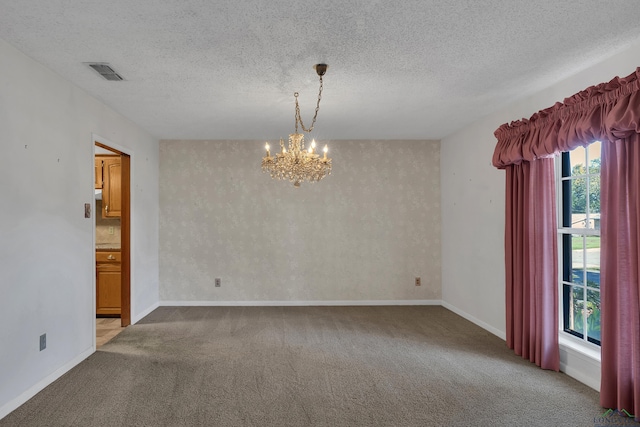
[[265, 142, 270, 151], [311, 139, 316, 149], [323, 145, 328, 153]]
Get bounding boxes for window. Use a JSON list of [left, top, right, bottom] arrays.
[[558, 141, 601, 346]]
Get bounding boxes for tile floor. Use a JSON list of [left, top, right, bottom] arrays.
[[96, 318, 125, 348]]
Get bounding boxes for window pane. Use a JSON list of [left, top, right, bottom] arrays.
[[571, 177, 588, 218], [587, 141, 601, 174], [562, 234, 572, 282], [587, 141, 601, 230], [569, 285, 585, 337], [587, 289, 601, 344], [570, 146, 586, 175], [561, 178, 572, 227], [585, 236, 600, 290], [571, 234, 584, 285], [589, 174, 601, 224]]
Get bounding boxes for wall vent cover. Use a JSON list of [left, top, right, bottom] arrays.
[[85, 62, 124, 81]]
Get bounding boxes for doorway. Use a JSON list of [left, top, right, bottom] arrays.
[[94, 141, 131, 330]]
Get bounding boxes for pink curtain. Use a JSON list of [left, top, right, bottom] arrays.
[[493, 67, 640, 415], [493, 68, 640, 167], [600, 135, 640, 419], [505, 159, 559, 370]]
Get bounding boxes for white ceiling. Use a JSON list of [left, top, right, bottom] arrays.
[[2, 1, 640, 141]]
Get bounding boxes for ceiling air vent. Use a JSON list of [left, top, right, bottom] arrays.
[[85, 62, 124, 81]]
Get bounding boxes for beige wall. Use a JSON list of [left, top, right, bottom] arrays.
[[160, 139, 441, 302]]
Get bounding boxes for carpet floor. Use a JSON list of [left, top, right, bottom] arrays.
[[1, 306, 613, 426]]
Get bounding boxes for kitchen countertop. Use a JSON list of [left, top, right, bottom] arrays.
[[96, 244, 121, 251]]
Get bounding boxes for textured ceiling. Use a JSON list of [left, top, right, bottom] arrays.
[[2, 1, 640, 140]]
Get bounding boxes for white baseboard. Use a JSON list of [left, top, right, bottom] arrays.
[[560, 352, 600, 391], [159, 299, 442, 307], [440, 301, 507, 340], [132, 301, 160, 324], [0, 347, 94, 420], [559, 335, 601, 391], [440, 302, 601, 391]]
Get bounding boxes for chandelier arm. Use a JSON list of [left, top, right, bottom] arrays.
[[295, 76, 323, 133]]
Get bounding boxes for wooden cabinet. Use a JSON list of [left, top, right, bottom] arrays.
[[102, 158, 122, 218], [94, 159, 103, 189], [95, 155, 121, 218], [96, 250, 121, 316]]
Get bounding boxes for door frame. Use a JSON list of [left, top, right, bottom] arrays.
[[93, 134, 132, 328]]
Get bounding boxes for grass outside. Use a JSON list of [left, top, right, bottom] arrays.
[[572, 236, 600, 251]]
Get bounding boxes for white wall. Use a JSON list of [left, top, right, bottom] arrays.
[[0, 38, 160, 418], [441, 40, 640, 388], [160, 140, 441, 304]]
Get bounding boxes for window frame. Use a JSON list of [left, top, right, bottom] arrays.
[[555, 146, 602, 349]]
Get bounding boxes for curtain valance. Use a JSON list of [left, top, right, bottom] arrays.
[[493, 67, 640, 168]]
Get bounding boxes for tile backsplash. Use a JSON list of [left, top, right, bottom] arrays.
[[95, 200, 121, 246]]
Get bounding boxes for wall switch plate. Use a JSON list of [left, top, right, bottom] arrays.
[[215, 278, 221, 287], [39, 334, 46, 351], [415, 277, 421, 286]]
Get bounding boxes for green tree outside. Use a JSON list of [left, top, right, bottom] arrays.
[[571, 158, 600, 214]]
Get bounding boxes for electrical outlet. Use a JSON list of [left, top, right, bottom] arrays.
[[215, 278, 221, 287], [415, 277, 421, 286], [108, 226, 115, 235], [39, 334, 46, 351]]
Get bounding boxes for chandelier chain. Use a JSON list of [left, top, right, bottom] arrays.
[[294, 76, 323, 134]]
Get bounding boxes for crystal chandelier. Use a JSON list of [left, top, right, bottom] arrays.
[[262, 64, 332, 187]]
